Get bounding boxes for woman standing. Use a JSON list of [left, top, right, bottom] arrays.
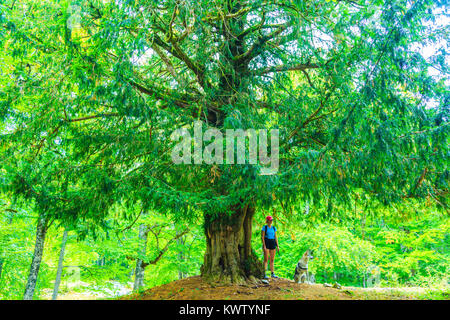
[[261, 215, 279, 279]]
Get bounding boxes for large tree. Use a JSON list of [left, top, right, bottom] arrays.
[[0, 0, 448, 285]]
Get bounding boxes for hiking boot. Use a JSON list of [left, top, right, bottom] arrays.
[[264, 274, 269, 279], [271, 273, 279, 278]]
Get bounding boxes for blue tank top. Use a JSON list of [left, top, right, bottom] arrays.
[[262, 225, 277, 239]]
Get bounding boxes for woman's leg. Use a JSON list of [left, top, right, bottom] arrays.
[[263, 247, 269, 273], [269, 249, 276, 274]]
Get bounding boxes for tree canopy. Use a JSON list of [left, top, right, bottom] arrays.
[[0, 0, 448, 283]]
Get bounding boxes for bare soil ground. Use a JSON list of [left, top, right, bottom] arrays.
[[120, 276, 424, 300]]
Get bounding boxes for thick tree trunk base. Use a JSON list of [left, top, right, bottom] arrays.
[[201, 249, 263, 285], [200, 205, 264, 284]]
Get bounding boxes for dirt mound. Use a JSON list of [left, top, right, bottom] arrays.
[[120, 276, 415, 300]]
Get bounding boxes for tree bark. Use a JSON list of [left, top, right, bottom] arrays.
[[177, 232, 186, 280], [361, 209, 366, 240], [52, 229, 69, 300], [200, 204, 263, 284], [24, 215, 49, 300], [0, 209, 14, 284], [0, 258, 4, 281], [133, 224, 149, 292]]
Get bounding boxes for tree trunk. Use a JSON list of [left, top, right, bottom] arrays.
[[361, 211, 366, 240], [52, 229, 69, 300], [24, 215, 49, 300], [199, 2, 262, 284], [177, 232, 186, 279], [0, 258, 4, 281], [133, 224, 149, 292], [0, 210, 14, 284], [200, 204, 263, 284], [96, 256, 105, 266]]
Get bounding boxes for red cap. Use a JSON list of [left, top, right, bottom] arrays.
[[266, 215, 273, 221]]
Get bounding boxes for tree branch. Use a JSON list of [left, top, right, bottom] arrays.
[[252, 63, 319, 76], [66, 113, 120, 122], [142, 228, 189, 267], [234, 21, 292, 64], [152, 34, 208, 89]]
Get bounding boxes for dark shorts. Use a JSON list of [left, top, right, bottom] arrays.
[[264, 238, 277, 250]]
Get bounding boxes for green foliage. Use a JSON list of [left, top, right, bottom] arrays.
[[0, 0, 448, 299], [366, 211, 449, 287], [1, 0, 448, 229], [254, 207, 448, 288], [0, 199, 448, 299], [0, 200, 52, 299], [253, 222, 379, 286]]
